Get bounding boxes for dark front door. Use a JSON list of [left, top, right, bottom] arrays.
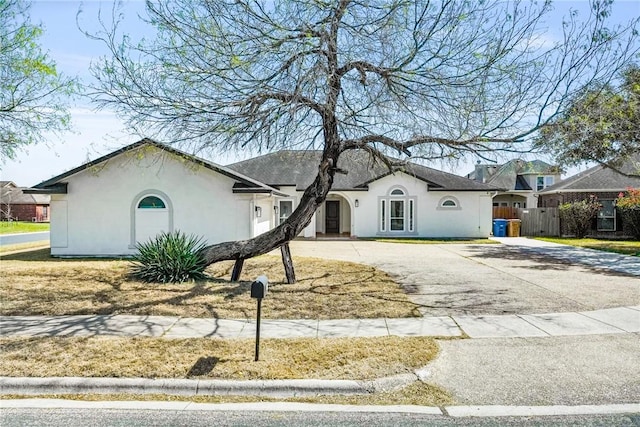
[[325, 201, 340, 234]]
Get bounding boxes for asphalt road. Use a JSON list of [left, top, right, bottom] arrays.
[[0, 231, 49, 246], [2, 409, 639, 427]]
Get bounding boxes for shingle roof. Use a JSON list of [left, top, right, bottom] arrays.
[[1, 185, 50, 204], [227, 150, 500, 192], [470, 159, 558, 190], [539, 154, 640, 193]]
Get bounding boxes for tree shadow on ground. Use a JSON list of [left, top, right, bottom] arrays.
[[462, 245, 638, 278]]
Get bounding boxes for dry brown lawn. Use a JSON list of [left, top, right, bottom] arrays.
[[0, 336, 438, 381], [0, 249, 419, 319]]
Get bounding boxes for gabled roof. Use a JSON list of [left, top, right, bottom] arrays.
[[468, 159, 559, 191], [27, 139, 288, 197], [227, 150, 500, 192], [539, 154, 640, 193]]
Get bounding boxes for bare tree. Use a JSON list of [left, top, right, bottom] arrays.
[[86, 0, 639, 266]]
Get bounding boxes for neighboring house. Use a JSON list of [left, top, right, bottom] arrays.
[[27, 139, 500, 257], [538, 154, 640, 238], [467, 159, 561, 210], [1, 181, 50, 222]]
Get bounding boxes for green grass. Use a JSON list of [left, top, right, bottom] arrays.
[[0, 221, 50, 235], [533, 237, 640, 256], [370, 237, 498, 244]]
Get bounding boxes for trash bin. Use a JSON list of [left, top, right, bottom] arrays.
[[507, 219, 521, 237], [492, 219, 508, 237]]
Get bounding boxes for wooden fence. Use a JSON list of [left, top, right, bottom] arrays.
[[493, 207, 560, 237], [492, 206, 520, 219], [517, 207, 560, 237]]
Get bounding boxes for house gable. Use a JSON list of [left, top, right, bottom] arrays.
[[29, 139, 285, 197]]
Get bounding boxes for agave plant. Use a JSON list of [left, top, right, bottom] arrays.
[[131, 230, 208, 283]]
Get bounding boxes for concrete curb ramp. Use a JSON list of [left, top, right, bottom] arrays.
[[1, 399, 638, 417]]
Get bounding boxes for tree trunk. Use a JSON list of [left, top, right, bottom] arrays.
[[230, 258, 244, 282], [280, 243, 296, 284], [199, 139, 341, 267]]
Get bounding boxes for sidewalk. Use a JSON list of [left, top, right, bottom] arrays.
[[2, 306, 639, 340]]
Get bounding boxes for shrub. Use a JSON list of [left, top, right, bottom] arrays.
[[617, 188, 640, 239], [559, 196, 601, 238], [131, 231, 208, 283]]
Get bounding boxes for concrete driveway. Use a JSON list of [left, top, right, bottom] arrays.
[[287, 240, 640, 316]]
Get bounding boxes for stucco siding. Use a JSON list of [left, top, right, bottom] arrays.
[[50, 147, 251, 256], [353, 173, 492, 238]]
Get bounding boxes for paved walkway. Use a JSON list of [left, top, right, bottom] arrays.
[[2, 305, 639, 339]]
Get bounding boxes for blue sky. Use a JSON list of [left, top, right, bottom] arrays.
[[2, 0, 639, 187]]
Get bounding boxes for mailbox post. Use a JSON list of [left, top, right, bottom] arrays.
[[250, 275, 268, 361]]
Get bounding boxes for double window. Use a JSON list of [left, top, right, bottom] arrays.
[[379, 187, 415, 233]]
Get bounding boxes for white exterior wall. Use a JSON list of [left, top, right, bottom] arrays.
[[50, 147, 252, 256], [353, 173, 493, 238]]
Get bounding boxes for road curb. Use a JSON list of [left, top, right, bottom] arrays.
[[0, 374, 417, 398], [0, 377, 366, 398], [2, 399, 639, 417]]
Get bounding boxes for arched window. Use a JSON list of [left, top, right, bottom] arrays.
[[390, 188, 405, 196], [438, 196, 461, 210], [137, 196, 166, 209]]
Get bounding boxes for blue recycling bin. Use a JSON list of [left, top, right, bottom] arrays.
[[493, 219, 508, 237]]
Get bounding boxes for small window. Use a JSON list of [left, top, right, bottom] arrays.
[[390, 189, 405, 196], [597, 200, 616, 231], [408, 199, 414, 232], [279, 200, 294, 225], [537, 176, 554, 191], [137, 196, 166, 209], [438, 196, 460, 210]]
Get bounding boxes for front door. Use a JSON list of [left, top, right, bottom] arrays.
[[325, 201, 340, 234]]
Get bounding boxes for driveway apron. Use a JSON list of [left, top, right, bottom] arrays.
[[286, 240, 640, 316]]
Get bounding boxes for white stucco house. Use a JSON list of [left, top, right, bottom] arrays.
[[28, 139, 500, 256]]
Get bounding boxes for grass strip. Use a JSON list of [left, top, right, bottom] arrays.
[[0, 336, 439, 381], [0, 221, 50, 235], [533, 237, 640, 256], [0, 241, 49, 254], [370, 238, 498, 244]]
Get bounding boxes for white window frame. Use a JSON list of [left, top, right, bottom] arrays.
[[437, 196, 461, 211], [536, 175, 554, 191], [378, 186, 416, 234], [278, 199, 295, 225], [390, 199, 405, 231]]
